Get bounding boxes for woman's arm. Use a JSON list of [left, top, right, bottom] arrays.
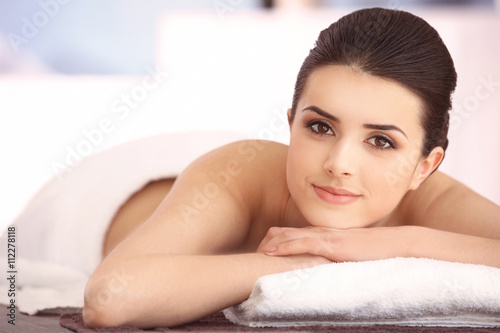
[[83, 141, 329, 328], [258, 225, 500, 267], [257, 171, 500, 267], [84, 252, 326, 328]]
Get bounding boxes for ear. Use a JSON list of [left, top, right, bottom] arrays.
[[287, 108, 293, 130], [409, 147, 444, 190]]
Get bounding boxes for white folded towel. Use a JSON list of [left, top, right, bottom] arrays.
[[223, 257, 500, 327]]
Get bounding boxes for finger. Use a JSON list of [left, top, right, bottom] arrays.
[[265, 237, 319, 257], [258, 227, 283, 246], [257, 227, 301, 253]]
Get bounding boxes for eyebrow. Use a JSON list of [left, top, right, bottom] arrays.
[[363, 124, 407, 138], [302, 105, 408, 138], [302, 106, 340, 122]]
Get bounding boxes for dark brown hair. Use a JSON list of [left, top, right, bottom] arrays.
[[290, 8, 457, 157]]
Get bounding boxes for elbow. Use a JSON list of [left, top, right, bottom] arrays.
[[83, 281, 116, 328], [82, 268, 183, 329], [82, 300, 117, 328], [82, 271, 130, 328], [83, 282, 182, 329], [82, 258, 197, 328], [82, 302, 113, 328]]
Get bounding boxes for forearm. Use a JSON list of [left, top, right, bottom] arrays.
[[257, 225, 500, 268], [84, 252, 324, 328], [409, 226, 500, 268]]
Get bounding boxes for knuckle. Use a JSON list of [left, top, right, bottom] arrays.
[[282, 229, 296, 238], [280, 240, 298, 253], [279, 242, 291, 251], [267, 227, 280, 237]]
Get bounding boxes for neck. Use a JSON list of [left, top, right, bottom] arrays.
[[368, 205, 404, 228], [281, 194, 311, 228]]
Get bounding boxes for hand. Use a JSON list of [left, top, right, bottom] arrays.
[[256, 226, 416, 262]]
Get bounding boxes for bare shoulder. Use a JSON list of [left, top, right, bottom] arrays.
[[190, 139, 289, 176], [181, 139, 289, 204], [109, 139, 289, 257], [395, 171, 500, 238], [204, 139, 289, 170]]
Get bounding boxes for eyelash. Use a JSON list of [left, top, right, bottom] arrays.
[[305, 120, 398, 150], [366, 135, 398, 150], [306, 120, 334, 136]]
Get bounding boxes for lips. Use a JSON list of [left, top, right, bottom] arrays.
[[313, 185, 361, 205]]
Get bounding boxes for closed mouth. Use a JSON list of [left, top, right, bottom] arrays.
[[313, 185, 361, 205]]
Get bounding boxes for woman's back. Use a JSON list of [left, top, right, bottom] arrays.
[[103, 140, 294, 258]]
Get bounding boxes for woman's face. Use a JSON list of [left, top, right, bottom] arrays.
[[287, 65, 441, 228]]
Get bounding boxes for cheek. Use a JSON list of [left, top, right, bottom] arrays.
[[373, 150, 421, 193], [286, 133, 318, 194], [357, 152, 419, 222], [286, 141, 306, 191]]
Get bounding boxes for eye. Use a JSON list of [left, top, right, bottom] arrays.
[[367, 135, 397, 150], [307, 121, 334, 135]]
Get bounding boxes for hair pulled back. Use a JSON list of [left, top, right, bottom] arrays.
[[290, 8, 457, 156]]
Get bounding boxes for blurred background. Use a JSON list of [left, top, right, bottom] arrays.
[[1, 0, 499, 229]]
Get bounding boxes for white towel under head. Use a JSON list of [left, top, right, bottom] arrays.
[[223, 257, 500, 327]]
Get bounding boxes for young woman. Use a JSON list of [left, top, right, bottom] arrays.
[[83, 8, 500, 328]]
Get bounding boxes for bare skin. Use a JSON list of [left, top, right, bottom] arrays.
[[102, 178, 176, 258], [85, 66, 500, 329], [85, 141, 329, 328], [86, 141, 500, 329]]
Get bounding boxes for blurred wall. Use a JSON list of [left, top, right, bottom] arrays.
[[0, 0, 499, 229], [0, 0, 262, 74]]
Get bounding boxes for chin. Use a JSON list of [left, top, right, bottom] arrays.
[[302, 203, 392, 229], [301, 209, 366, 229]]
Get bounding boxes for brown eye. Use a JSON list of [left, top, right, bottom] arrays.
[[318, 124, 330, 133], [310, 122, 333, 135], [367, 136, 396, 150], [374, 137, 388, 147]]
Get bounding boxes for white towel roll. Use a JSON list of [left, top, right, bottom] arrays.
[[224, 257, 500, 327]]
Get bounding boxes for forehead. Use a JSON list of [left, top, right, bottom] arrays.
[[298, 65, 423, 136]]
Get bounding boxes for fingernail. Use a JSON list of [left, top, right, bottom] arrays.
[[265, 246, 277, 253]]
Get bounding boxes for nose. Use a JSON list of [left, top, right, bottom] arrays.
[[323, 139, 357, 178]]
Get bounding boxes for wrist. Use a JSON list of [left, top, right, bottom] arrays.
[[402, 225, 427, 258], [264, 253, 331, 272]]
